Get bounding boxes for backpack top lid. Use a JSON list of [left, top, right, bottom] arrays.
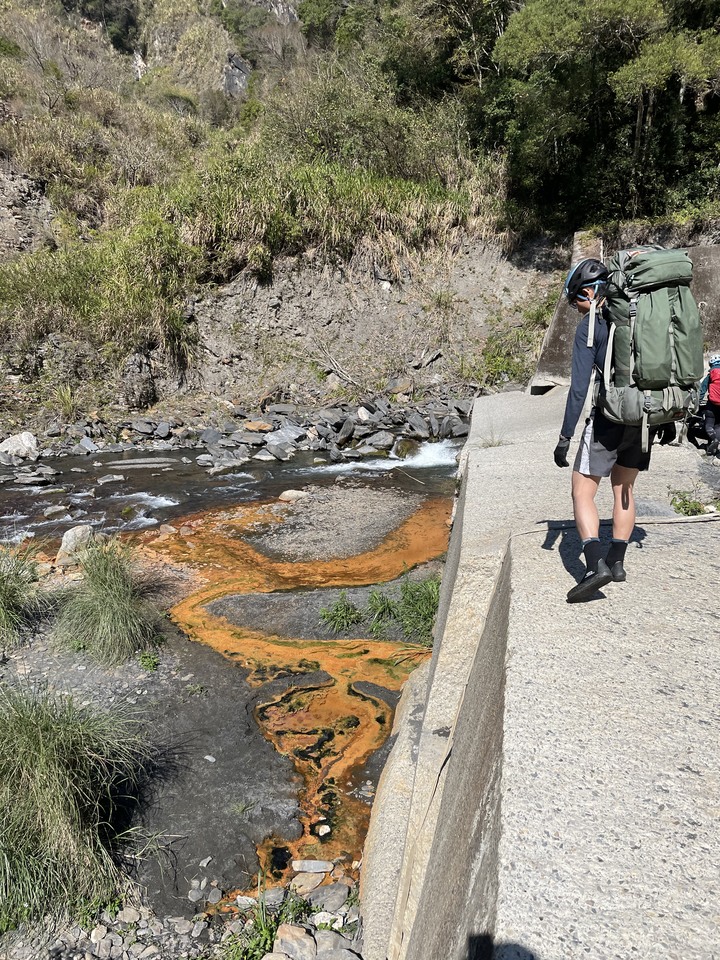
[[608, 246, 694, 294], [709, 354, 720, 368]]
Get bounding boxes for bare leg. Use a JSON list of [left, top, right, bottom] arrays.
[[571, 470, 602, 540], [610, 464, 638, 540]]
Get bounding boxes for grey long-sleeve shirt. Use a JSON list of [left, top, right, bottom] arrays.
[[560, 308, 609, 439]]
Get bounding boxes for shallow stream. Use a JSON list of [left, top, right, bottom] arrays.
[[2, 440, 460, 896]]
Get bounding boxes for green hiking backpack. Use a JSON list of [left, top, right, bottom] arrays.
[[598, 245, 704, 449]]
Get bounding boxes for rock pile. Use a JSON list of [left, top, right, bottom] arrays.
[[10, 861, 363, 960], [0, 393, 471, 479]]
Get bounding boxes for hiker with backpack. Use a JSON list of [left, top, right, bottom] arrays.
[[699, 354, 720, 457], [553, 249, 703, 603]]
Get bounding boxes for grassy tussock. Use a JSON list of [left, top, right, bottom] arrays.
[[320, 574, 441, 646], [0, 543, 48, 648], [0, 684, 153, 933], [53, 540, 163, 666]]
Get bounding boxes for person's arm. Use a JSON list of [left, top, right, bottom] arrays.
[[560, 315, 594, 440], [699, 373, 709, 403]]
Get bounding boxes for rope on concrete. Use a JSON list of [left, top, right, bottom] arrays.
[[513, 513, 720, 537]]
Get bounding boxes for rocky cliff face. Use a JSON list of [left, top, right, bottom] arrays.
[[181, 240, 564, 404], [0, 173, 55, 262]]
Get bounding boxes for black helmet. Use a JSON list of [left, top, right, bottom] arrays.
[[564, 258, 609, 302]]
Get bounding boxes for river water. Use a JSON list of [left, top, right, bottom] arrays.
[[0, 439, 461, 544]]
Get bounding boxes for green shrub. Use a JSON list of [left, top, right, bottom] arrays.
[[53, 539, 163, 665], [0, 211, 198, 363], [320, 590, 364, 633], [394, 575, 440, 646], [319, 575, 441, 646], [0, 543, 48, 648], [670, 489, 707, 517], [0, 684, 154, 932]]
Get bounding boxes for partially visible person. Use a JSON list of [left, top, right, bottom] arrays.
[[699, 353, 720, 457], [553, 258, 674, 603]]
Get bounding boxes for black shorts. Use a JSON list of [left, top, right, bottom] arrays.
[[573, 410, 652, 477]]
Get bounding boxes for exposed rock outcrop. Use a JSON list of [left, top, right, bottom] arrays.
[[0, 173, 54, 262]]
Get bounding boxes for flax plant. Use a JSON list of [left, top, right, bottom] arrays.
[[53, 539, 163, 666], [0, 542, 49, 648], [0, 685, 154, 932]]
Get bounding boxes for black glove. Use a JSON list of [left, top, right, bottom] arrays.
[[553, 436, 570, 467], [657, 422, 677, 446]]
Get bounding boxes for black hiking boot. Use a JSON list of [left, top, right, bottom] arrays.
[[609, 560, 626, 582], [567, 559, 613, 603], [708, 439, 719, 457]]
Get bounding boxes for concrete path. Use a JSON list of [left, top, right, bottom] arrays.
[[471, 389, 720, 959]]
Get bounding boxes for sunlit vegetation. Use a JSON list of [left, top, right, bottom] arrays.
[[0, 684, 155, 932], [0, 543, 49, 649], [53, 539, 163, 665]]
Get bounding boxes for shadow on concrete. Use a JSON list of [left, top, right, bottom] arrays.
[[539, 521, 649, 582], [466, 934, 538, 959]]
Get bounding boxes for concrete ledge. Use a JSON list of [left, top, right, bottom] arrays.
[[361, 397, 517, 960], [361, 384, 720, 960]]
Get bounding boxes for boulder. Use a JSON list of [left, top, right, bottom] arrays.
[[406, 411, 430, 439], [366, 431, 394, 450], [336, 418, 355, 447], [55, 524, 96, 566], [278, 490, 309, 503], [307, 882, 352, 913], [273, 924, 317, 960], [0, 432, 38, 459]]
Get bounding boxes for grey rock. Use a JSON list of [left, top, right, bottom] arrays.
[[273, 923, 317, 960], [90, 925, 108, 944], [336, 418, 355, 447], [191, 920, 207, 938], [14, 471, 50, 485], [265, 442, 293, 461], [117, 907, 140, 924], [451, 421, 469, 438], [122, 353, 156, 409], [366, 431, 394, 450], [292, 859, 334, 873], [200, 428, 223, 445], [132, 420, 155, 435], [0, 431, 38, 459], [231, 430, 266, 446], [78, 436, 99, 453], [313, 930, 354, 954], [205, 887, 223, 904], [188, 888, 204, 903], [263, 887, 286, 909], [154, 422, 171, 439], [43, 504, 70, 518], [266, 424, 305, 445], [314, 951, 360, 959], [173, 919, 193, 935], [317, 408, 347, 428], [265, 403, 297, 415], [406, 411, 430, 438], [55, 524, 96, 565], [307, 882, 352, 913], [97, 474, 124, 484]]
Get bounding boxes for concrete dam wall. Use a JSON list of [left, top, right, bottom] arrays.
[[360, 246, 720, 959]]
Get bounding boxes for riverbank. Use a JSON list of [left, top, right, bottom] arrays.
[[0, 470, 455, 959]]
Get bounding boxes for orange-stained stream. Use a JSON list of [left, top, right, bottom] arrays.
[[140, 496, 451, 886]]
